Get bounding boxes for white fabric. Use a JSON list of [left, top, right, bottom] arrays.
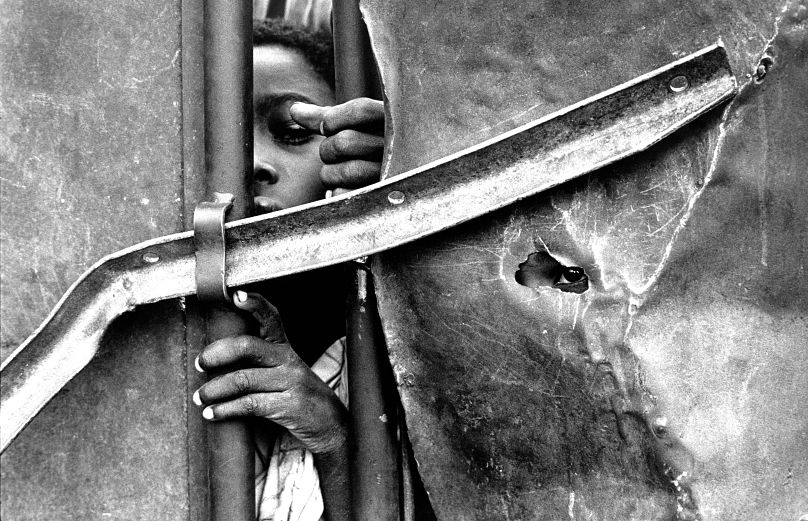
[[254, 0, 332, 34], [283, 0, 332, 34], [253, 0, 272, 18], [255, 338, 348, 521]]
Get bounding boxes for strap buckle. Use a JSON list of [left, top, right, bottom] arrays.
[[194, 192, 235, 302]]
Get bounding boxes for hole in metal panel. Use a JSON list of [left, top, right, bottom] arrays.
[[515, 250, 588, 294]]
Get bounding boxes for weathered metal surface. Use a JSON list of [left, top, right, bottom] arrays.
[[0, 304, 191, 519], [1, 1, 804, 519], [0, 46, 737, 453], [0, 0, 198, 518], [364, 0, 808, 519], [0, 0, 185, 357]]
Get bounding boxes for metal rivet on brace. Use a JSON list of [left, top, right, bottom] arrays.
[[387, 190, 405, 205], [668, 75, 689, 93]]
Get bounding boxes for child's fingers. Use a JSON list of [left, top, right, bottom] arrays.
[[194, 363, 349, 453], [197, 384, 348, 454], [319, 130, 385, 164], [200, 393, 292, 422], [321, 160, 382, 189], [232, 290, 287, 343], [291, 98, 384, 136], [194, 368, 293, 405], [321, 98, 384, 136], [289, 102, 330, 133], [196, 335, 289, 371]]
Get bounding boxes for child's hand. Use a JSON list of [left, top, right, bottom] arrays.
[[193, 291, 348, 455], [290, 98, 385, 192]]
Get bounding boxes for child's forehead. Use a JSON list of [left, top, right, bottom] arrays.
[[253, 45, 334, 106]]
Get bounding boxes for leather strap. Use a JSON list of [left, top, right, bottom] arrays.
[[194, 192, 235, 302]]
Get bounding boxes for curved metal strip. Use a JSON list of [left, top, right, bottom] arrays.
[[0, 43, 735, 452], [194, 193, 234, 302]]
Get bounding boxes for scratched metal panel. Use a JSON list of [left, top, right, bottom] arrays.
[[0, 0, 195, 519], [364, 0, 808, 519]]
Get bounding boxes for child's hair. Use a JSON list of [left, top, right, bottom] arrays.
[[253, 18, 335, 89]]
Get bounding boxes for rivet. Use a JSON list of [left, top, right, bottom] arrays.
[[142, 252, 160, 264], [668, 75, 689, 93], [652, 416, 668, 437], [388, 190, 405, 205]]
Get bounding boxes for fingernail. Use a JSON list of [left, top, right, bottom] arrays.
[[202, 407, 214, 420], [194, 356, 204, 373], [289, 101, 317, 112], [235, 290, 248, 303], [289, 102, 324, 132], [192, 390, 202, 406]]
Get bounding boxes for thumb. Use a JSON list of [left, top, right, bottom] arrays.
[[289, 102, 329, 134], [232, 290, 287, 344]]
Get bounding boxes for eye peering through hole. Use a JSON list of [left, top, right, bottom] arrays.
[[515, 250, 589, 294]]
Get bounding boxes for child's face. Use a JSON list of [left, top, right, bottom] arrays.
[[252, 45, 335, 215]]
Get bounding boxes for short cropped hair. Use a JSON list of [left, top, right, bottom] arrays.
[[253, 18, 334, 89]]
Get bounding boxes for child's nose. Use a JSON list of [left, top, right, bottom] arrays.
[[254, 160, 279, 185], [252, 160, 282, 214]]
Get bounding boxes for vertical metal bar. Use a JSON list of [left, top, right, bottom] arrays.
[[203, 1, 254, 520], [332, 1, 399, 519], [345, 266, 401, 521], [332, 0, 383, 101], [204, 0, 253, 213]]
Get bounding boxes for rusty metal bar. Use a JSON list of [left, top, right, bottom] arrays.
[[202, 0, 254, 520], [332, 1, 400, 519]]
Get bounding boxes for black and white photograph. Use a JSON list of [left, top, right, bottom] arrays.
[[1, 0, 806, 519]]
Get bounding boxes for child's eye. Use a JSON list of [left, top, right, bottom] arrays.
[[270, 121, 315, 146]]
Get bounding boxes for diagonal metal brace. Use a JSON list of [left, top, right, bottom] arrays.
[[0, 43, 737, 452]]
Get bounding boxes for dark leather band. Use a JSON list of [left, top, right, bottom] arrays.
[[193, 192, 234, 302]]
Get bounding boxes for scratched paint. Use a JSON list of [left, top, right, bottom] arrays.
[[0, 0, 184, 359], [0, 0, 194, 518], [366, 0, 807, 519]]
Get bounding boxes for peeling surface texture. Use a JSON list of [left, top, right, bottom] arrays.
[[0, 0, 194, 518], [365, 0, 808, 519]]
